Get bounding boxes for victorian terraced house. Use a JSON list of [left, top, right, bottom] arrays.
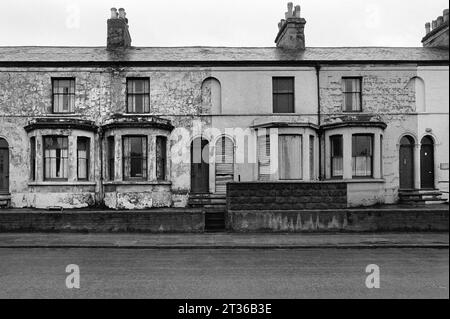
[[0, 4, 448, 230]]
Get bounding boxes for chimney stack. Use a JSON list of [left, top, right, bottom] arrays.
[[275, 2, 306, 50], [107, 7, 132, 50], [422, 8, 449, 48]]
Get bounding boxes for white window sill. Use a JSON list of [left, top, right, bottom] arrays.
[[103, 181, 172, 186], [28, 181, 96, 186]]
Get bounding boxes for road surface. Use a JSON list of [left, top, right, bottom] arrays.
[[0, 248, 448, 298]]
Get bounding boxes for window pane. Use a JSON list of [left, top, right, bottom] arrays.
[[77, 137, 89, 180], [352, 135, 373, 177], [44, 136, 68, 180], [273, 77, 294, 113], [278, 135, 302, 180], [107, 137, 115, 181], [123, 136, 147, 180], [156, 136, 167, 181], [330, 135, 343, 177], [127, 79, 150, 113], [30, 137, 36, 181]]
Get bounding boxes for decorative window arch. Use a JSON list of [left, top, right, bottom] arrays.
[[201, 77, 222, 114]]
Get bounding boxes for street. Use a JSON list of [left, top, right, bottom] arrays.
[[0, 248, 448, 299]]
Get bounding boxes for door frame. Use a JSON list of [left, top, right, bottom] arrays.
[[190, 137, 210, 194], [0, 137, 10, 195], [420, 135, 435, 189], [399, 135, 415, 190]]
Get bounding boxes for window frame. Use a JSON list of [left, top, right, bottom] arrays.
[[156, 136, 167, 181], [126, 77, 151, 114], [43, 135, 69, 181], [107, 136, 115, 181], [351, 134, 374, 178], [122, 135, 148, 181], [330, 135, 343, 179], [30, 137, 36, 181], [342, 77, 362, 112], [76, 137, 90, 181], [272, 77, 295, 113], [52, 78, 75, 114]]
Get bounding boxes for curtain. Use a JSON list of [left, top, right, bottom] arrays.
[[278, 135, 302, 180]]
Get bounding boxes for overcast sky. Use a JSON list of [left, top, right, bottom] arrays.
[[1, 0, 448, 47]]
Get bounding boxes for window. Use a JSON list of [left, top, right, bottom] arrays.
[[52, 78, 75, 113], [309, 135, 315, 180], [156, 136, 167, 181], [278, 135, 302, 180], [330, 135, 343, 178], [123, 136, 147, 180], [44, 136, 68, 180], [77, 137, 90, 181], [352, 134, 373, 177], [127, 78, 150, 113], [107, 136, 115, 181], [258, 134, 271, 180], [30, 137, 36, 181], [342, 77, 362, 112], [273, 77, 294, 113]]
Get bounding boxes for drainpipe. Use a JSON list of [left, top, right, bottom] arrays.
[[98, 127, 105, 206], [315, 64, 323, 181]]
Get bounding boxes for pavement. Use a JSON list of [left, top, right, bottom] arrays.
[[0, 232, 448, 249]]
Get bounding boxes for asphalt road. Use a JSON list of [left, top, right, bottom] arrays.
[[0, 248, 448, 299]]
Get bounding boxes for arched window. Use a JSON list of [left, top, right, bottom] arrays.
[[407, 77, 425, 112], [201, 77, 222, 114]]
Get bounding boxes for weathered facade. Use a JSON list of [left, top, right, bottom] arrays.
[[0, 5, 448, 222]]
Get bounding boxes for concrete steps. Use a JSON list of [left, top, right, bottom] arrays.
[[188, 193, 227, 232], [399, 189, 447, 205]]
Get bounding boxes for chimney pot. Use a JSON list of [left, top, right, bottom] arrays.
[[118, 8, 126, 19], [425, 22, 431, 34], [444, 9, 449, 22], [294, 5, 301, 18], [110, 7, 118, 19], [431, 20, 437, 29], [287, 2, 293, 17], [437, 16, 444, 26]]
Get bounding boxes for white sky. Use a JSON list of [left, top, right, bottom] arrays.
[[1, 0, 448, 47]]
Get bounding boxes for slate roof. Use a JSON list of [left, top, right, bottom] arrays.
[[0, 46, 448, 64]]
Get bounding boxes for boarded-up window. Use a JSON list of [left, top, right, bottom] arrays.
[[215, 136, 234, 193], [258, 134, 271, 180], [156, 136, 167, 181], [52, 78, 75, 113], [278, 135, 302, 180], [342, 77, 362, 112], [352, 134, 373, 177], [330, 135, 343, 178], [123, 136, 147, 180], [127, 78, 150, 113], [44, 136, 68, 180]]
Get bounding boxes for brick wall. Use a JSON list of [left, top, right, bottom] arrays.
[[0, 209, 204, 233], [227, 182, 347, 211]]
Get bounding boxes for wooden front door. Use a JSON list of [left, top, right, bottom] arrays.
[[191, 138, 209, 193], [215, 136, 234, 194], [420, 136, 435, 189], [0, 139, 9, 194], [399, 136, 414, 189]]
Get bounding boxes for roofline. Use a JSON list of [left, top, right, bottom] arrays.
[[0, 60, 448, 68]]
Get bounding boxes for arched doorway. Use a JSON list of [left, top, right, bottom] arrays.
[[399, 136, 415, 189], [215, 136, 234, 194], [0, 138, 9, 194], [420, 136, 435, 189], [190, 137, 209, 193]]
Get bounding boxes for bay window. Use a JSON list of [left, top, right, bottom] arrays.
[[156, 136, 167, 181]]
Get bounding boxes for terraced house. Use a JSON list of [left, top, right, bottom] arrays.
[[0, 4, 448, 231]]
